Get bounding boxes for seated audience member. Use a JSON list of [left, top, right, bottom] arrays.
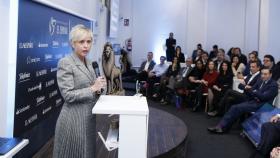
[[227, 47, 234, 58], [171, 58, 193, 105], [231, 55, 246, 77], [164, 58, 194, 105], [263, 54, 279, 81], [192, 43, 202, 62], [273, 61, 280, 81], [192, 60, 218, 112], [251, 50, 262, 64], [275, 77, 280, 108], [207, 61, 233, 116], [159, 57, 181, 103], [194, 49, 204, 62], [231, 47, 247, 65], [188, 59, 206, 90], [201, 51, 209, 66], [147, 56, 169, 97], [174, 58, 193, 94], [119, 49, 132, 76], [214, 61, 261, 116], [174, 46, 185, 63], [262, 54, 275, 70], [209, 44, 219, 60], [257, 114, 280, 157], [207, 68, 278, 134], [137, 52, 156, 81], [243, 51, 261, 76], [214, 48, 227, 72]]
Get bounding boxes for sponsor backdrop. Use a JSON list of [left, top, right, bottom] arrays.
[[14, 0, 91, 136]]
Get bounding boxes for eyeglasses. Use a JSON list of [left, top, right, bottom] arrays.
[[263, 59, 271, 62]]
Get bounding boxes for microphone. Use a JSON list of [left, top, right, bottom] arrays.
[[92, 61, 104, 94], [92, 61, 100, 77]]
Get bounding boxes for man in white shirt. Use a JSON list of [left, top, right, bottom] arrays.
[[147, 56, 169, 97]]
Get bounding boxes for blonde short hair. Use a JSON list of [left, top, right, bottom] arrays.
[[69, 24, 93, 44]]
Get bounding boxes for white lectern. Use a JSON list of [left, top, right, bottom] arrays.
[[92, 95, 149, 158]]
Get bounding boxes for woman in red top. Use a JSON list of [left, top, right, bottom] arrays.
[[192, 60, 218, 112]]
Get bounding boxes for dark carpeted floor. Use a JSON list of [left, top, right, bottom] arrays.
[[33, 89, 262, 158], [147, 98, 259, 158]]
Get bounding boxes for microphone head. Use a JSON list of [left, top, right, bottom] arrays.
[[92, 61, 101, 77], [92, 61, 99, 69]]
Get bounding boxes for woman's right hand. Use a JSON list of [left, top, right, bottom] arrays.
[[91, 76, 107, 93]]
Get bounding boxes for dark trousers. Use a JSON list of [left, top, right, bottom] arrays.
[[219, 100, 262, 129], [147, 76, 161, 96], [159, 76, 169, 99], [192, 83, 206, 109], [217, 89, 249, 115], [258, 121, 280, 157], [137, 71, 148, 81], [166, 49, 174, 62]]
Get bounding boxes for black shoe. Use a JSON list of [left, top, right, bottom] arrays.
[[207, 126, 225, 134], [207, 111, 218, 117], [192, 105, 199, 112]]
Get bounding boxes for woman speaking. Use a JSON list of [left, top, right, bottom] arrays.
[[53, 25, 106, 158]]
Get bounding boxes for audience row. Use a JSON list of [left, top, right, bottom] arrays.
[[136, 48, 280, 157]]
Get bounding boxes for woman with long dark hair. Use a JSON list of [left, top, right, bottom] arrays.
[[158, 57, 180, 103], [207, 61, 234, 116], [192, 60, 218, 112], [174, 46, 185, 63], [231, 55, 245, 77]]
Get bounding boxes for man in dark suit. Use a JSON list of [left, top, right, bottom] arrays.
[[263, 54, 280, 81], [209, 44, 218, 60], [165, 32, 176, 62], [208, 67, 278, 133], [257, 114, 280, 157], [192, 43, 202, 62], [168, 58, 193, 105], [174, 57, 193, 90], [214, 61, 261, 116], [137, 52, 156, 81], [214, 48, 226, 72]]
